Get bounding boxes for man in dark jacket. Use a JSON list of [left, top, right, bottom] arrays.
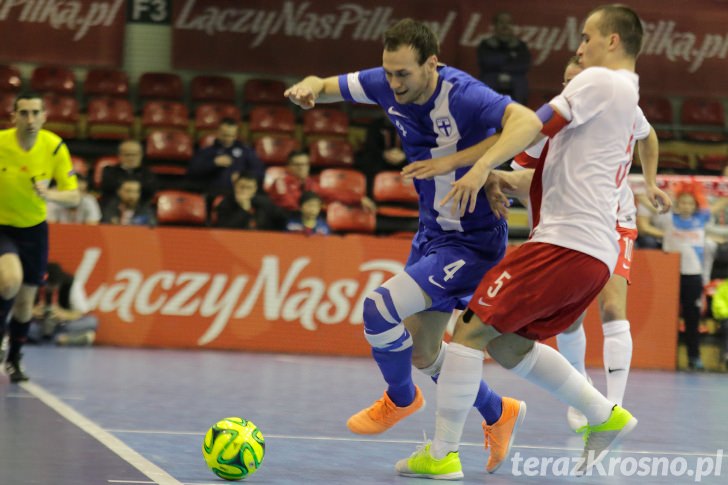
[[100, 139, 158, 204], [213, 170, 287, 231], [188, 118, 264, 196]]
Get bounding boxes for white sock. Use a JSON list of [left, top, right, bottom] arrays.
[[510, 342, 613, 425], [431, 343, 483, 458], [556, 322, 587, 377], [419, 342, 447, 377], [602, 320, 632, 406]]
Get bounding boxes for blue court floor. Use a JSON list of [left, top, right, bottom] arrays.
[[1, 346, 727, 484]]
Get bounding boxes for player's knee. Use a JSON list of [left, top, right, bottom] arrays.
[[362, 293, 411, 351], [487, 334, 534, 369], [0, 256, 23, 299]]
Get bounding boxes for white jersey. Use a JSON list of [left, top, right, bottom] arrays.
[[512, 106, 650, 232], [528, 67, 640, 273], [616, 106, 651, 230]]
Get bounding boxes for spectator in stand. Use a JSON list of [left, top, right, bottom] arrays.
[[354, 116, 407, 196], [188, 118, 264, 196], [47, 174, 101, 225], [267, 150, 320, 212], [286, 191, 330, 235], [267, 150, 376, 213], [476, 11, 531, 104], [213, 170, 287, 231], [644, 182, 728, 370], [100, 139, 157, 204], [101, 179, 156, 226], [28, 262, 97, 346]]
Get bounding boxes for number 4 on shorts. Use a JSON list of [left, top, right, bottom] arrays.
[[443, 260, 465, 281]]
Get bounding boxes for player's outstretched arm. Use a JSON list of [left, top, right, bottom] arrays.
[[441, 103, 542, 216], [284, 76, 343, 109], [637, 126, 671, 214], [401, 133, 501, 180], [483, 169, 535, 219]]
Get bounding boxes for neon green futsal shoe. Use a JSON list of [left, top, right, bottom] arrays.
[[573, 405, 637, 475], [395, 442, 464, 480]]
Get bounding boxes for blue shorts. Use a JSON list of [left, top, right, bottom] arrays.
[[405, 222, 508, 313], [0, 222, 49, 286]]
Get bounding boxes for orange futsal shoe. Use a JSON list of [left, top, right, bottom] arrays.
[[347, 386, 425, 435], [483, 397, 527, 473]]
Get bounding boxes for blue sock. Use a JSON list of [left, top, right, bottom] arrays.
[[432, 372, 503, 424], [373, 346, 416, 407], [474, 381, 503, 425]]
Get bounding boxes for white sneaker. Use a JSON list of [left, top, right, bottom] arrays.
[[566, 375, 592, 432]]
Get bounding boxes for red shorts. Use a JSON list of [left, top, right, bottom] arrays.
[[467, 243, 610, 340], [613, 226, 638, 283]]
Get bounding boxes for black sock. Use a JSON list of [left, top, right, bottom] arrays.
[[0, 297, 14, 342], [8, 318, 30, 362]]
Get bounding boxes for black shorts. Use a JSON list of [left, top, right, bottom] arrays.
[[0, 221, 49, 286]]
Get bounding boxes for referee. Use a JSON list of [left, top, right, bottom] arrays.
[[0, 92, 80, 382]]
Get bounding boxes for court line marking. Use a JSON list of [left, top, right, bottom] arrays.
[[20, 381, 183, 485], [106, 429, 723, 458]]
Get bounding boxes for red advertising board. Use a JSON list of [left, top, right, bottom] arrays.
[[172, 0, 728, 97], [49, 224, 680, 369], [0, 0, 125, 67]]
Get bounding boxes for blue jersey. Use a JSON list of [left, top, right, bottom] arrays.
[[339, 65, 513, 234]]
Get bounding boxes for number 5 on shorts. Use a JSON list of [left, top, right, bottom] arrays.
[[487, 271, 511, 297]]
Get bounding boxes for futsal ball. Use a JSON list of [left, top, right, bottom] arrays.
[[202, 417, 265, 481]]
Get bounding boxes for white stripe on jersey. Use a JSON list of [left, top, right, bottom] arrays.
[[429, 81, 463, 232], [346, 72, 375, 104]]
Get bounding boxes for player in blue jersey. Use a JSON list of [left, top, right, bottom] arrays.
[[286, 18, 542, 471]]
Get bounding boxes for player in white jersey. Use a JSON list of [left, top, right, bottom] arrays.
[[285, 19, 542, 471], [513, 58, 670, 432], [394, 5, 671, 479]]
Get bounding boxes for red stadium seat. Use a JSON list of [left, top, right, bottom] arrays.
[[138, 72, 184, 101], [146, 129, 194, 162], [0, 92, 13, 128], [193, 103, 241, 138], [680, 98, 726, 142], [318, 168, 366, 205], [31, 65, 76, 95], [373, 171, 418, 203], [156, 190, 207, 226], [71, 156, 89, 178], [302, 108, 349, 138], [373, 171, 419, 218], [42, 94, 79, 138], [308, 138, 354, 167], [697, 154, 728, 173], [263, 166, 287, 192], [86, 97, 134, 140], [93, 156, 120, 188], [326, 201, 376, 234], [0, 65, 22, 93], [254, 134, 298, 166], [658, 152, 692, 171], [191, 75, 235, 103], [242, 78, 287, 105], [248, 106, 295, 136], [84, 69, 129, 98], [198, 133, 217, 149], [141, 101, 189, 133], [639, 95, 675, 140]]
